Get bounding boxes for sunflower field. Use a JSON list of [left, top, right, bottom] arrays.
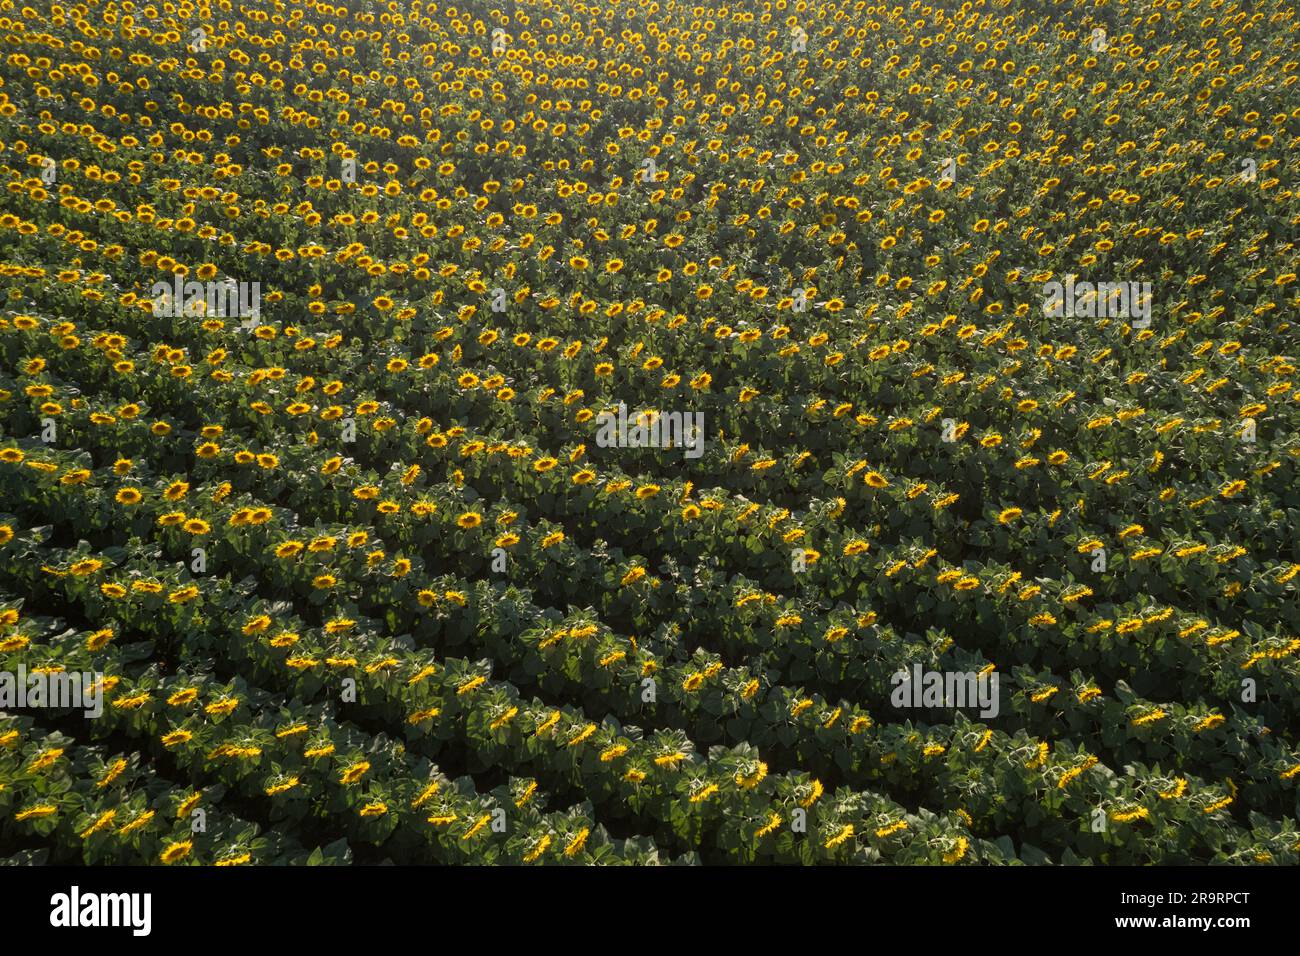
[[0, 0, 1298, 868]]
